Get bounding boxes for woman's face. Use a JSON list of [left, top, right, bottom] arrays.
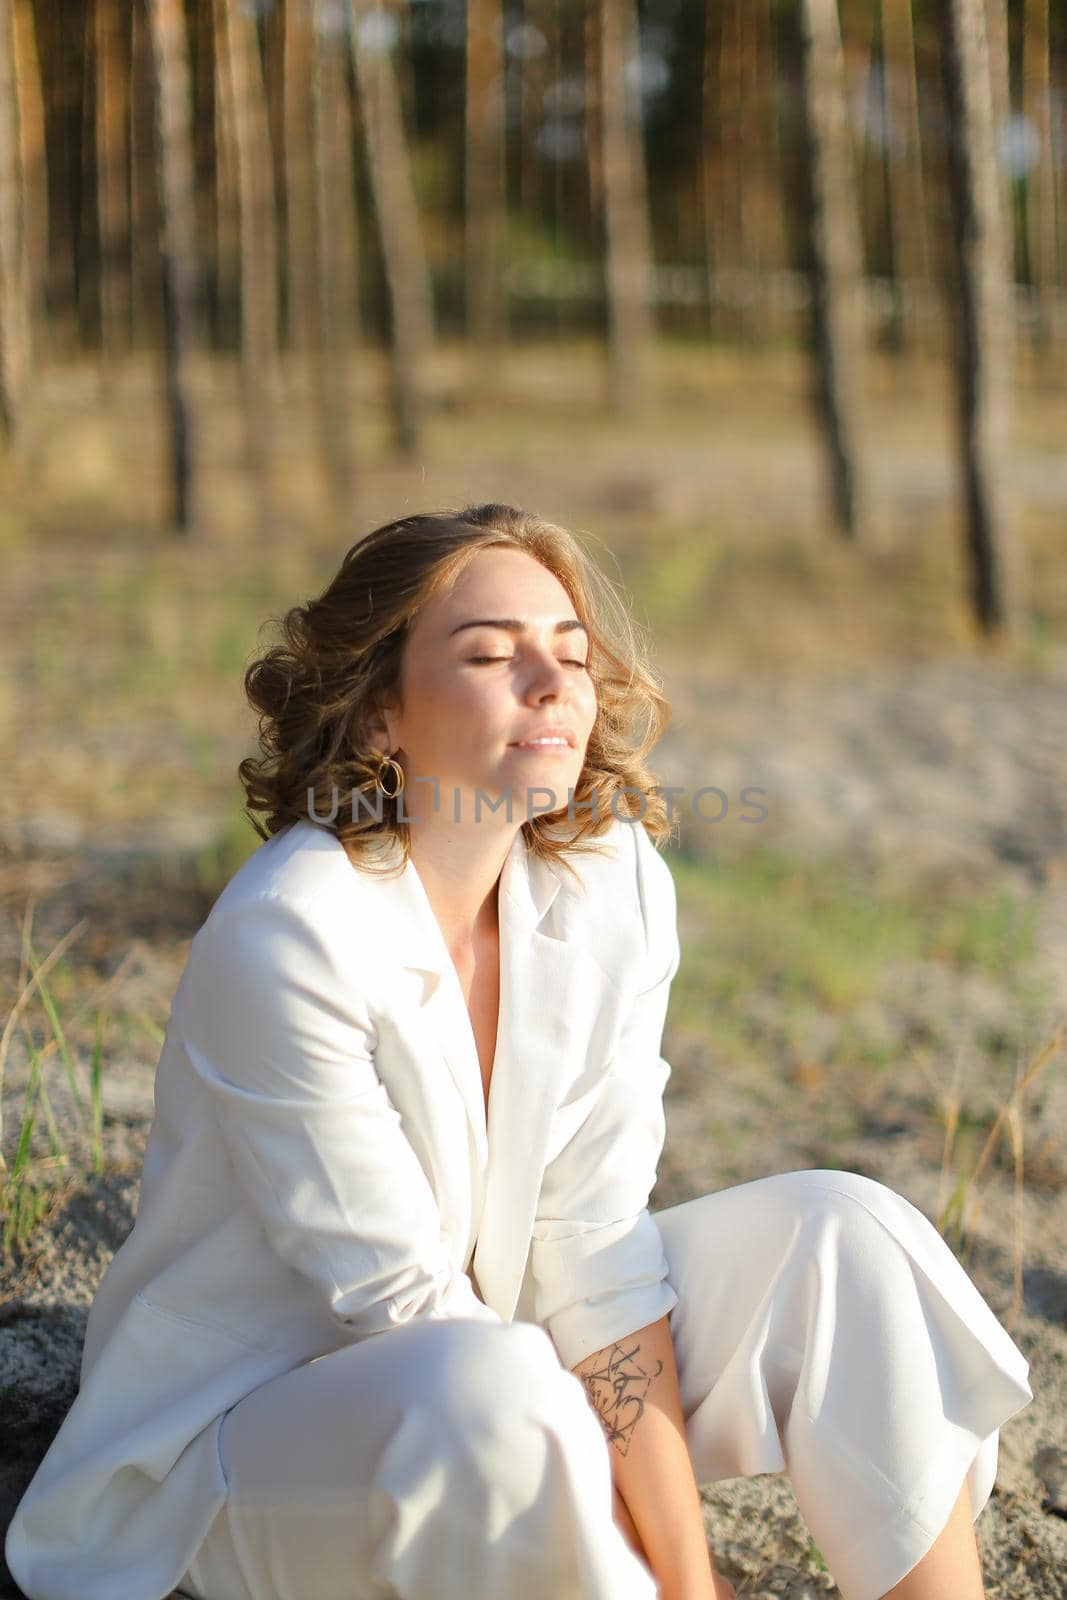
[[377, 548, 599, 823]]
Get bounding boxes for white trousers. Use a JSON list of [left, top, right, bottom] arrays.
[[174, 1170, 1032, 1600]]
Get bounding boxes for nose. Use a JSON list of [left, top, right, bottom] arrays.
[[521, 647, 571, 702]]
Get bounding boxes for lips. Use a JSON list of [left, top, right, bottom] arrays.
[[508, 728, 577, 749]]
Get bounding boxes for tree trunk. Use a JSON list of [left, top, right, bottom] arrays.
[[130, 0, 161, 348], [283, 0, 317, 355], [0, 0, 30, 444], [312, 0, 359, 531], [599, 0, 655, 413], [220, 0, 279, 528], [79, 10, 99, 345], [188, 0, 219, 345], [11, 0, 45, 347], [465, 0, 507, 364], [751, 0, 786, 317], [209, 0, 238, 347], [846, 2, 879, 237], [262, 3, 287, 288], [936, 0, 1025, 639], [880, 0, 931, 352], [797, 0, 870, 542], [146, 0, 201, 534], [519, 0, 551, 221], [584, 0, 602, 232], [700, 0, 720, 336], [1022, 0, 1056, 360], [95, 0, 131, 366], [702, 1, 780, 340], [345, 0, 433, 456], [982, 0, 1013, 287], [717, 0, 744, 338]]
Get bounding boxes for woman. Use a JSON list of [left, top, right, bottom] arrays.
[[6, 504, 1032, 1600]]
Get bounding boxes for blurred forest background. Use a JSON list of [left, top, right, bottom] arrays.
[[2, 6, 1067, 1594], [1, 0, 1065, 594], [3, 0, 1065, 873]]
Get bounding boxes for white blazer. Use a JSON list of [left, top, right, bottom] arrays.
[[5, 813, 682, 1600]]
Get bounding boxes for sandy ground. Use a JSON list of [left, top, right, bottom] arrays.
[[2, 646, 1066, 1598]]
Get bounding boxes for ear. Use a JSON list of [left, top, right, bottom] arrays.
[[357, 700, 400, 759]]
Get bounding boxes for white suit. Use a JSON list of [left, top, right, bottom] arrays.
[[5, 815, 1032, 1600]]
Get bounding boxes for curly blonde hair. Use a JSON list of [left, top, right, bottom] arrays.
[[238, 503, 676, 879]]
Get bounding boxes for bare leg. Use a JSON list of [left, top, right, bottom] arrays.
[[877, 1478, 984, 1600]]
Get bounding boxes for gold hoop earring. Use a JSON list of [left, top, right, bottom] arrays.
[[374, 753, 405, 799]]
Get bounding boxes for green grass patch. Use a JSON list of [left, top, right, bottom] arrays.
[[670, 844, 922, 1012], [805, 1537, 830, 1573], [666, 843, 1044, 1068]]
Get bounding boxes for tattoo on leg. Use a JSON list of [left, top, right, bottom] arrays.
[[578, 1339, 664, 1456]]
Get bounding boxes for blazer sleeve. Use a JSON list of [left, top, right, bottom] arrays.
[[528, 824, 681, 1369], [174, 888, 502, 1342]]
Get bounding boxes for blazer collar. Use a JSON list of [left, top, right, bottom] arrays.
[[359, 824, 566, 981]]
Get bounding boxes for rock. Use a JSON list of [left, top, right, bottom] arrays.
[[1033, 1446, 1067, 1519]]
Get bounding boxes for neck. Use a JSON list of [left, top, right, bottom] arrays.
[[406, 820, 517, 954]]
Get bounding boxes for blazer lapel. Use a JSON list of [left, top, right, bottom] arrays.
[[321, 820, 626, 1326], [350, 828, 543, 1179], [473, 837, 621, 1324]]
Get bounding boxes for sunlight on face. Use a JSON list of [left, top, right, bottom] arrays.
[[383, 548, 598, 818]]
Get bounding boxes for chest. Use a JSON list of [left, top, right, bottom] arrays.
[[453, 932, 502, 1121]]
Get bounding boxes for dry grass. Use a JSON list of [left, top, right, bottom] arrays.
[[1, 336, 1065, 1255], [925, 1019, 1067, 1328]]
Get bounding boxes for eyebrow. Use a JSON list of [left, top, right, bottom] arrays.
[[449, 618, 589, 639]]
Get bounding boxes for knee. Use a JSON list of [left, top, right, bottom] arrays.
[[783, 1166, 903, 1219], [411, 1321, 602, 1509], [779, 1168, 933, 1284]]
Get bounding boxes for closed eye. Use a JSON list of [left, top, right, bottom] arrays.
[[468, 656, 588, 669]]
